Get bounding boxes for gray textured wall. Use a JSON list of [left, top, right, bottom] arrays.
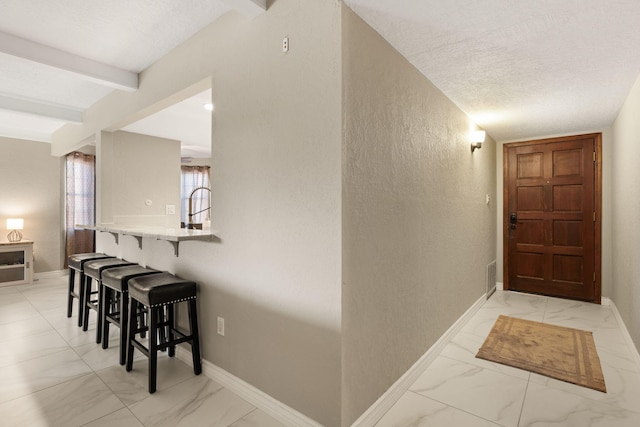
[[341, 6, 497, 425], [93, 1, 343, 425]]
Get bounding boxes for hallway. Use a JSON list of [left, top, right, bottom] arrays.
[[0, 276, 639, 426], [377, 290, 640, 426]]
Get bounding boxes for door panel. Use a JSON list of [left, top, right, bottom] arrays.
[[504, 134, 601, 302]]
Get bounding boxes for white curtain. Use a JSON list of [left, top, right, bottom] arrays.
[[181, 166, 211, 226], [65, 152, 95, 266]]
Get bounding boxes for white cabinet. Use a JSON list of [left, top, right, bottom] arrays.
[[0, 241, 33, 286]]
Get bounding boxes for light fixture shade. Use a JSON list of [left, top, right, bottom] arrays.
[[471, 130, 486, 143], [6, 218, 23, 230]]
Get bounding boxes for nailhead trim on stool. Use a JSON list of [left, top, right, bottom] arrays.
[[101, 265, 160, 365], [82, 258, 135, 343], [67, 253, 114, 327], [126, 272, 202, 393]]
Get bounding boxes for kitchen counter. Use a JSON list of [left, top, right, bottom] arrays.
[[77, 224, 219, 256]]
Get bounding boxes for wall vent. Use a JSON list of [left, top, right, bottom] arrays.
[[486, 260, 497, 299]]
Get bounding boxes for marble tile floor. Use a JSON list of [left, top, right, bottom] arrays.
[[3, 276, 640, 427], [0, 275, 284, 427], [377, 290, 640, 427]]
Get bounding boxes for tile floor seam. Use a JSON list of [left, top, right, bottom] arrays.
[[90, 359, 145, 426], [516, 379, 532, 427], [410, 389, 510, 427], [0, 370, 96, 406]]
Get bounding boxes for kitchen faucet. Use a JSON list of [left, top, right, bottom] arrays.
[[187, 186, 211, 229]]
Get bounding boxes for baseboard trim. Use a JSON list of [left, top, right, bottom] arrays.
[[602, 297, 640, 371], [175, 348, 322, 427], [351, 293, 488, 427], [496, 281, 504, 291], [34, 270, 68, 281]]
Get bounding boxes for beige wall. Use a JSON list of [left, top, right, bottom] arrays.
[[98, 131, 180, 226], [341, 7, 497, 425], [611, 74, 640, 352], [71, 1, 343, 425], [0, 137, 63, 273]]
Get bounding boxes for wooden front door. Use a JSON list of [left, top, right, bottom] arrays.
[[504, 134, 601, 302]]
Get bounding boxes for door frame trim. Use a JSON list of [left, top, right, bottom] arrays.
[[502, 133, 602, 303]]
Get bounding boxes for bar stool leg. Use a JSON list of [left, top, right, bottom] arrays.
[[139, 308, 146, 339], [77, 274, 86, 327], [167, 303, 175, 357], [188, 299, 202, 375], [78, 275, 91, 331], [119, 290, 129, 365], [157, 306, 166, 349], [67, 268, 75, 318], [95, 282, 104, 344], [101, 286, 111, 350], [82, 277, 92, 330], [149, 306, 158, 393], [126, 298, 137, 372]]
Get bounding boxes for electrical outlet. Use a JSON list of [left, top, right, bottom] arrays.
[[217, 317, 225, 336], [165, 204, 175, 215], [282, 36, 289, 52]]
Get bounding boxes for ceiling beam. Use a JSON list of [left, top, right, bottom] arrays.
[[0, 94, 83, 123], [225, 0, 267, 18], [0, 31, 138, 92]]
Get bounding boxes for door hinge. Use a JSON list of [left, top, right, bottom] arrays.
[[593, 151, 596, 162], [593, 272, 596, 282], [593, 211, 596, 222]]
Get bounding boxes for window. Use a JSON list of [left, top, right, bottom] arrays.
[[65, 152, 96, 265], [181, 166, 211, 227]]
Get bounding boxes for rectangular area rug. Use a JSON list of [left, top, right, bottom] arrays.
[[476, 315, 606, 392]]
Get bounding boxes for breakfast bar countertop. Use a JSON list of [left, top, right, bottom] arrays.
[[77, 224, 219, 256]]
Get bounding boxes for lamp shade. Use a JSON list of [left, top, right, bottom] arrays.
[[6, 218, 23, 230], [471, 130, 486, 143]]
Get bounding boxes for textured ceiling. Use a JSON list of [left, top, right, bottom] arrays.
[[345, 0, 640, 142], [1, 1, 640, 149]]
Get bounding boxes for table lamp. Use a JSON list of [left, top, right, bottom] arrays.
[[7, 218, 23, 242]]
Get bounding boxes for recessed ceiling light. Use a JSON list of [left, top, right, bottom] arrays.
[[203, 103, 214, 111]]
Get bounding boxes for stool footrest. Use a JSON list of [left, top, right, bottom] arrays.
[[131, 338, 150, 358]]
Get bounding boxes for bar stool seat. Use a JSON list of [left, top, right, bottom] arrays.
[[67, 253, 114, 326], [101, 265, 160, 365], [126, 272, 202, 393], [82, 258, 135, 343]]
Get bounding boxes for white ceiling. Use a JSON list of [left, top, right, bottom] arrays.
[[345, 0, 640, 142], [122, 89, 213, 159], [0, 0, 257, 156], [0, 1, 639, 151]]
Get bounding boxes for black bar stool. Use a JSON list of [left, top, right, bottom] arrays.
[[126, 272, 202, 393], [67, 253, 114, 326], [101, 265, 160, 365], [83, 258, 135, 343]]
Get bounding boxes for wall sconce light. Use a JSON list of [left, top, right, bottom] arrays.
[[6, 218, 23, 242], [471, 130, 486, 153]]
